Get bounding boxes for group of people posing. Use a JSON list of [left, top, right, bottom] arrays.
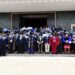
[[0, 26, 75, 56]]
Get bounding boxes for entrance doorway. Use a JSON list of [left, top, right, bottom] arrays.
[[19, 15, 47, 28]]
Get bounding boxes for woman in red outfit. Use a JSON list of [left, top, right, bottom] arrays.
[[49, 33, 60, 54]]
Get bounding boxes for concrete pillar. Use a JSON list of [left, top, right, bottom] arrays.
[[54, 12, 57, 27], [11, 13, 13, 30]]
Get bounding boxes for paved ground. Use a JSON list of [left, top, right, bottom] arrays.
[[0, 55, 75, 75], [7, 54, 75, 57]]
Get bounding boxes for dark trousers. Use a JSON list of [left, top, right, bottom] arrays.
[[33, 42, 38, 53], [57, 42, 63, 54], [71, 43, 75, 54], [0, 46, 2, 56], [9, 42, 14, 53], [17, 42, 24, 54], [28, 42, 34, 54], [0, 44, 6, 56], [23, 43, 28, 52]]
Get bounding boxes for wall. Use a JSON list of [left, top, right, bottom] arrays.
[[56, 11, 75, 30], [47, 11, 75, 30], [0, 13, 11, 29], [0, 13, 20, 29], [47, 13, 55, 27], [12, 14, 19, 29], [0, 12, 75, 30]]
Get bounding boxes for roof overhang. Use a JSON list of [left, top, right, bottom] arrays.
[[0, 0, 75, 12]]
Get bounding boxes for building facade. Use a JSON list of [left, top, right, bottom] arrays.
[[0, 0, 75, 30]]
